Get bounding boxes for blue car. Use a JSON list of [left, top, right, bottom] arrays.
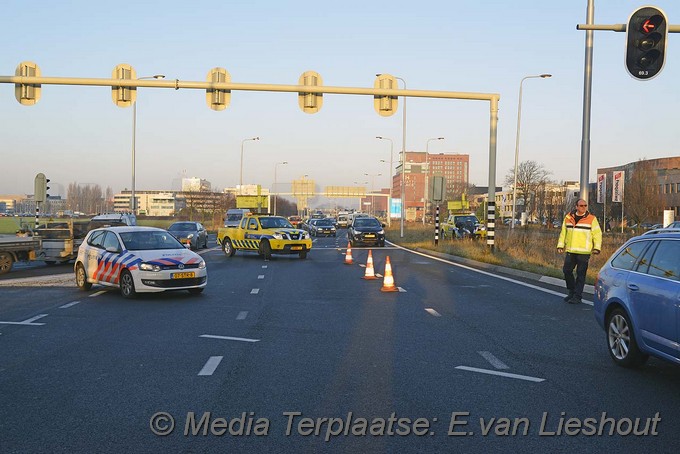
[[594, 230, 680, 368]]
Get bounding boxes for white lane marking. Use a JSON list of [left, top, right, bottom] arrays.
[[398, 287, 407, 292], [22, 314, 48, 323], [388, 242, 593, 306], [59, 301, 81, 309], [0, 314, 48, 326], [478, 351, 509, 370], [425, 308, 441, 317], [89, 290, 108, 298], [262, 265, 268, 269], [455, 366, 544, 383], [236, 311, 248, 320], [250, 288, 259, 295], [198, 356, 224, 376], [257, 275, 265, 279], [200, 334, 260, 343]]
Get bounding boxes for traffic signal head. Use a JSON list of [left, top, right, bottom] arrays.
[[625, 6, 668, 81], [34, 173, 50, 202]]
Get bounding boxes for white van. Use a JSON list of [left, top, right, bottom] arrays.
[[89, 213, 137, 229], [224, 209, 251, 227]]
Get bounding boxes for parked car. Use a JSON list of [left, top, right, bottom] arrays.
[[593, 230, 680, 368], [666, 221, 680, 229], [75, 226, 207, 298], [167, 221, 208, 250], [348, 216, 385, 247]]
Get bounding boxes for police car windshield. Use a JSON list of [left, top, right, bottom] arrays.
[[119, 231, 185, 250], [259, 217, 293, 229]]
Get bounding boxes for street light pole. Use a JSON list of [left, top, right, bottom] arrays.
[[240, 137, 260, 195], [273, 161, 288, 215], [423, 137, 444, 225], [364, 172, 382, 217], [131, 74, 165, 213], [511, 74, 551, 229], [376, 136, 393, 227]]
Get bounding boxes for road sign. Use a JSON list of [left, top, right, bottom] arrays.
[[373, 74, 398, 117], [625, 6, 668, 80], [298, 71, 323, 114], [206, 67, 231, 111], [15, 61, 41, 106], [112, 64, 137, 107]]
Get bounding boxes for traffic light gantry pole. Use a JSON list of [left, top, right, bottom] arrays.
[[0, 67, 501, 251]]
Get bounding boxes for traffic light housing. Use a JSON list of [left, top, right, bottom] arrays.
[[34, 173, 50, 202], [625, 6, 668, 81]]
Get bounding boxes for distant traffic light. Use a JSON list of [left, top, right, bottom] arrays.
[[34, 173, 50, 202], [625, 6, 668, 81]]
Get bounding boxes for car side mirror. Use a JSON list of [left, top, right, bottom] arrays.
[[382, 223, 386, 228]]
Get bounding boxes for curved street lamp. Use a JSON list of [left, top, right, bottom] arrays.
[[240, 137, 260, 194], [273, 161, 288, 215], [131, 74, 165, 213], [512, 74, 551, 229]]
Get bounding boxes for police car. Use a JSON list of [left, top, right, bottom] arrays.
[[74, 226, 207, 298]]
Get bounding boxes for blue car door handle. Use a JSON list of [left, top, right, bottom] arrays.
[[627, 283, 639, 291]]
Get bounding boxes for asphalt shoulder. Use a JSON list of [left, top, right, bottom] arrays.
[[412, 247, 594, 296]]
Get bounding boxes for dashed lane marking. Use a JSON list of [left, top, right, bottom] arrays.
[[0, 314, 48, 326], [425, 308, 441, 317], [59, 301, 81, 309], [198, 356, 223, 376], [478, 351, 509, 370], [236, 311, 248, 320], [250, 288, 260, 295], [455, 366, 544, 383], [200, 334, 260, 343]]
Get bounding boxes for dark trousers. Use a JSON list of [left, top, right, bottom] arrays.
[[563, 252, 590, 299]]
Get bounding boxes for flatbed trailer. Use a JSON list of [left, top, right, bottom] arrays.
[[0, 236, 42, 274]]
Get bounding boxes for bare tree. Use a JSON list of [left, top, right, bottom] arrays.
[[505, 160, 552, 221], [626, 159, 664, 226]]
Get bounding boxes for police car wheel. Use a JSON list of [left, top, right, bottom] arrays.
[[75, 263, 92, 291], [120, 270, 137, 299]]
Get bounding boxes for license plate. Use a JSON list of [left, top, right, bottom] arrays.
[[365, 234, 375, 238], [291, 246, 303, 251], [172, 272, 195, 279]]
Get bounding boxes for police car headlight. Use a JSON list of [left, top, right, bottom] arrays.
[[198, 260, 206, 269], [303, 232, 311, 239], [140, 263, 161, 272], [272, 233, 284, 240]]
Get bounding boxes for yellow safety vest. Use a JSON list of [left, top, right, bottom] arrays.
[[557, 212, 602, 254]]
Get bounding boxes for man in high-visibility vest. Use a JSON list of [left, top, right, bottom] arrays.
[[557, 199, 602, 304]]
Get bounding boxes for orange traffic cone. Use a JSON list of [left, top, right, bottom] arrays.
[[363, 250, 378, 280], [380, 256, 399, 292], [344, 242, 353, 264]]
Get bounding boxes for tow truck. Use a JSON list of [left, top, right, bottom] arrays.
[[217, 214, 311, 260]]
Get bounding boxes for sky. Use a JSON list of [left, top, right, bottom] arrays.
[[1, 0, 679, 198]]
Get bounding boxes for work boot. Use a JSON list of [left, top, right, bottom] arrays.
[[563, 292, 574, 303], [567, 296, 582, 304]]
